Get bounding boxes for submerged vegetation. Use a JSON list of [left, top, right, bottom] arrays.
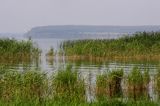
[[61, 32, 160, 60]]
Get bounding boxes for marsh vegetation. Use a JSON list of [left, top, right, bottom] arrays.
[[0, 32, 160, 105], [96, 69, 123, 99], [61, 32, 160, 61], [46, 47, 54, 64], [0, 66, 159, 105], [127, 67, 150, 100], [0, 39, 40, 64]]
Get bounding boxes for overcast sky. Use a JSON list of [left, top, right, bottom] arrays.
[[0, 0, 160, 33]]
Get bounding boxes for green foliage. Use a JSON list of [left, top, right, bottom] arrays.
[[128, 67, 143, 86], [0, 69, 48, 103], [96, 69, 123, 99], [0, 38, 40, 62], [128, 67, 150, 88], [0, 67, 158, 105], [155, 68, 160, 97], [127, 67, 150, 100], [0, 70, 21, 102], [143, 69, 150, 87], [61, 32, 160, 59], [21, 71, 48, 101], [46, 47, 54, 56], [52, 65, 86, 103]]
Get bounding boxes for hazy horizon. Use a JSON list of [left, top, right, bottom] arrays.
[[0, 0, 160, 33]]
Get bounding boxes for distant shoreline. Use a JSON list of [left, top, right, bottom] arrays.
[[26, 25, 160, 39]]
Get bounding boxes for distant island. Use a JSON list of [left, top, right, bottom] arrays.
[[25, 25, 160, 39]]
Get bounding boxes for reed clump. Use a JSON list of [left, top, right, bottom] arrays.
[[46, 47, 54, 65], [51, 65, 86, 103], [155, 68, 160, 98], [21, 71, 48, 102], [127, 67, 150, 100], [46, 47, 54, 57], [0, 38, 41, 63], [0, 69, 48, 104], [96, 69, 123, 99], [0, 70, 21, 102]]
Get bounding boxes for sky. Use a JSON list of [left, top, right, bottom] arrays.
[[0, 0, 160, 33]]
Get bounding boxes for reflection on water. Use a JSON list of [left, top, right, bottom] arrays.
[[0, 37, 160, 101]]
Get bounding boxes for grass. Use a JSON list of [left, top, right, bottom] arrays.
[[0, 38, 40, 63], [61, 32, 160, 61], [46, 47, 54, 65], [0, 66, 86, 105], [51, 65, 86, 103], [96, 67, 151, 101], [127, 67, 150, 100], [96, 69, 124, 99], [155, 68, 160, 98], [0, 69, 48, 103], [0, 66, 159, 105], [46, 47, 54, 57]]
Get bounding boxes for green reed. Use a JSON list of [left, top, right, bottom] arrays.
[[127, 67, 150, 100], [96, 69, 123, 99], [0, 69, 48, 104], [0, 66, 159, 105], [51, 65, 86, 103], [46, 47, 54, 57], [0, 38, 40, 62], [46, 47, 54, 65], [155, 68, 160, 99], [61, 32, 160, 60]]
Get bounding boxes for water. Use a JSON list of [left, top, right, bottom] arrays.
[[32, 38, 160, 78], [30, 37, 160, 102], [0, 34, 160, 101]]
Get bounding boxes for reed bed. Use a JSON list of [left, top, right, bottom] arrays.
[[0, 38, 40, 63], [61, 32, 160, 60], [96, 69, 124, 99], [0, 69, 48, 105], [127, 67, 150, 100], [0, 66, 86, 105], [155, 68, 160, 99], [51, 65, 86, 103], [95, 67, 152, 101], [0, 66, 159, 105]]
